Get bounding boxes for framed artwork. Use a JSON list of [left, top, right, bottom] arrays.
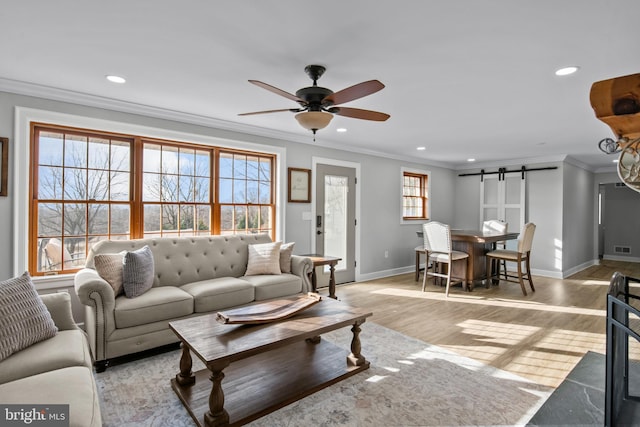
[[0, 137, 7, 197], [288, 167, 311, 203]]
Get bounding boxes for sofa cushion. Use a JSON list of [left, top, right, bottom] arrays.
[[114, 287, 193, 328], [242, 273, 303, 300], [123, 245, 154, 298], [0, 329, 92, 385], [245, 241, 282, 275], [181, 277, 255, 313], [279, 242, 295, 273], [94, 251, 125, 296], [0, 272, 58, 362], [0, 366, 102, 427]]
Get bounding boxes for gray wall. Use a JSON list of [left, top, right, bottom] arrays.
[[562, 162, 595, 273], [601, 183, 640, 260]]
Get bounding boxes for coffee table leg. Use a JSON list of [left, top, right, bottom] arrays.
[[347, 320, 367, 366], [204, 362, 230, 427], [176, 342, 195, 386]]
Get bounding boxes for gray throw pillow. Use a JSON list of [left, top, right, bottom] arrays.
[[122, 246, 155, 298], [0, 271, 58, 362]]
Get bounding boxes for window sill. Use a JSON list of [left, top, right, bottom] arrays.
[[32, 273, 76, 290]]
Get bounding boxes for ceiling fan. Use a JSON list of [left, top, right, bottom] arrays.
[[239, 65, 390, 139]]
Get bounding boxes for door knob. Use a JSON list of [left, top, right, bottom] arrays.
[[317, 230, 322, 235]]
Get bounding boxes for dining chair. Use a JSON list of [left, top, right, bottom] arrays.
[[422, 221, 469, 297], [483, 219, 508, 278], [485, 222, 536, 295]]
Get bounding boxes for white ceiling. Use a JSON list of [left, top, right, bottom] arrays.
[[2, 1, 639, 170]]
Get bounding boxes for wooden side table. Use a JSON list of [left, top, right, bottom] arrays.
[[302, 254, 342, 299]]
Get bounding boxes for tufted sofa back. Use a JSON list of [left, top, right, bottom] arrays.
[[85, 234, 273, 287]]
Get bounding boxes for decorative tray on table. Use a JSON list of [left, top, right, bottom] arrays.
[[215, 292, 322, 324]]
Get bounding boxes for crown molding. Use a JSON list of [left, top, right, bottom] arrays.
[[0, 77, 453, 170]]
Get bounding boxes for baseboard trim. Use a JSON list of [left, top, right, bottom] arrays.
[[603, 254, 640, 263]]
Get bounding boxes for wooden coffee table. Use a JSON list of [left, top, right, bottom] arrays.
[[169, 296, 373, 427]]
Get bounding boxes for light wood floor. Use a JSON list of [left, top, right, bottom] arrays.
[[327, 259, 640, 388]]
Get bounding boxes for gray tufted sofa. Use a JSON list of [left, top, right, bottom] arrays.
[[74, 234, 312, 371]]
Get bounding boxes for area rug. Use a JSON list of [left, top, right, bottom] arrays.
[[95, 322, 553, 426]]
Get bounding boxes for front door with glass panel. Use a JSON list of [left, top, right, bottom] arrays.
[[315, 164, 356, 285]]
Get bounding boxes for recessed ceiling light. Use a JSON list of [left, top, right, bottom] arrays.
[[106, 75, 126, 84], [336, 128, 347, 133], [555, 66, 579, 76], [467, 158, 476, 162], [416, 146, 426, 151]]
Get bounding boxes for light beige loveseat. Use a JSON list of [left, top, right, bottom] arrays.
[[74, 234, 312, 371], [0, 292, 102, 427]]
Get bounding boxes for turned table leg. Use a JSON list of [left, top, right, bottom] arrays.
[[176, 342, 195, 386], [347, 320, 368, 367], [204, 362, 230, 427], [328, 262, 337, 299]]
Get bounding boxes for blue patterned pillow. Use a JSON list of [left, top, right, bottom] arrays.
[[0, 272, 58, 361], [122, 246, 155, 298]]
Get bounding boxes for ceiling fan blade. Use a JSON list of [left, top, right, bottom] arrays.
[[329, 107, 390, 121], [248, 80, 305, 103], [238, 108, 302, 116], [323, 80, 385, 105]]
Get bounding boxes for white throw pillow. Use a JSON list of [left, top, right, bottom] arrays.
[[245, 242, 282, 276], [0, 272, 58, 362], [279, 242, 295, 273], [94, 251, 126, 296]]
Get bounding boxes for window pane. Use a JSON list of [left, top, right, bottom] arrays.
[[39, 132, 63, 166], [246, 156, 259, 180], [179, 176, 194, 202], [38, 166, 63, 199], [195, 177, 209, 203], [259, 182, 271, 204], [64, 203, 86, 236], [38, 203, 62, 236], [111, 204, 130, 234], [162, 146, 179, 175], [63, 168, 87, 200], [234, 206, 247, 231], [88, 137, 110, 169], [233, 181, 246, 203], [178, 148, 194, 176], [64, 237, 86, 268], [233, 155, 246, 179], [247, 205, 260, 230], [111, 141, 130, 171], [162, 204, 179, 231], [259, 158, 271, 181], [219, 178, 232, 203], [260, 206, 272, 229], [246, 180, 259, 203], [180, 205, 195, 233], [87, 169, 110, 201], [219, 153, 233, 178], [196, 206, 210, 232], [64, 135, 87, 168], [220, 206, 233, 231], [144, 205, 161, 234], [88, 203, 109, 234], [162, 175, 179, 202], [143, 144, 162, 172], [195, 151, 210, 177], [110, 171, 130, 201], [143, 173, 161, 202]]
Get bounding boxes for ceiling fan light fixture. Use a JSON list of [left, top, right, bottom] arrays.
[[295, 111, 333, 132]]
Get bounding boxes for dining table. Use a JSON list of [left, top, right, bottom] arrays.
[[416, 229, 520, 287]]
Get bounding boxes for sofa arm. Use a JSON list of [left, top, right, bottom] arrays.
[[40, 292, 78, 331], [290, 255, 313, 293], [74, 268, 117, 362]]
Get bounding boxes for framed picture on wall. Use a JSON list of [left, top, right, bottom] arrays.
[[288, 167, 311, 203], [0, 137, 7, 197]]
